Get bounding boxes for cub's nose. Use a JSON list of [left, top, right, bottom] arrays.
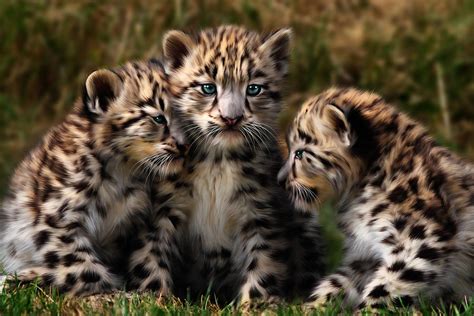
[[221, 115, 243, 127]]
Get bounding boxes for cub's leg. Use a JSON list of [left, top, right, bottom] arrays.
[[359, 242, 446, 308], [126, 206, 185, 296], [12, 232, 120, 296], [236, 209, 289, 304]]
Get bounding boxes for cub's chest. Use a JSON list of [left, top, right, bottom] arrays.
[[85, 178, 149, 244], [186, 161, 248, 247]]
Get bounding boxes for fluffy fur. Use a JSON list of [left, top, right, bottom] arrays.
[[162, 25, 325, 303], [279, 87, 474, 308], [0, 60, 188, 296]]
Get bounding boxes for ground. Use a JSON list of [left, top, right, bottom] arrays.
[[0, 281, 472, 315]]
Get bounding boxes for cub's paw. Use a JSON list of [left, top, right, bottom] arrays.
[[305, 279, 344, 308]]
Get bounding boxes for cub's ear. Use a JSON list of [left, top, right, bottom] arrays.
[[260, 28, 292, 72], [163, 30, 195, 70], [323, 103, 352, 147], [84, 69, 123, 115]]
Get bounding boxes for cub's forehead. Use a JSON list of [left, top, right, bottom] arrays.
[[121, 62, 168, 94], [197, 25, 261, 50]]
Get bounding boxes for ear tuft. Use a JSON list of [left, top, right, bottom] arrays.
[[163, 30, 195, 70], [84, 69, 122, 115], [260, 28, 292, 71]]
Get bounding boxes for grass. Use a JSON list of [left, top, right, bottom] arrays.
[[1, 282, 473, 315], [1, 0, 474, 314]]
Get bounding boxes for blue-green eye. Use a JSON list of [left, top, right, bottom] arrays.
[[201, 83, 217, 95], [295, 149, 304, 160], [246, 84, 262, 96], [153, 115, 167, 125]]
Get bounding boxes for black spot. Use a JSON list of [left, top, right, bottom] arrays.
[[80, 270, 102, 283], [417, 244, 440, 261], [133, 263, 151, 279], [63, 254, 84, 267], [42, 274, 55, 286], [247, 258, 258, 271], [65, 273, 77, 286], [44, 251, 60, 269], [59, 234, 75, 244], [371, 203, 388, 217], [393, 217, 408, 232], [400, 268, 425, 282], [297, 128, 313, 144], [34, 230, 51, 249], [413, 198, 425, 211], [158, 260, 169, 270], [388, 261, 406, 272], [270, 248, 291, 263], [221, 248, 232, 258], [168, 215, 181, 227], [158, 98, 165, 111], [382, 234, 396, 245], [147, 279, 162, 291], [249, 287, 262, 299], [368, 284, 389, 298], [391, 245, 404, 254], [408, 178, 419, 194], [329, 278, 342, 288], [260, 274, 277, 289], [409, 225, 426, 239], [388, 186, 408, 203]]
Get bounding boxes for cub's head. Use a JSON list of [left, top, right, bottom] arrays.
[[81, 60, 187, 177], [278, 89, 377, 211], [163, 25, 291, 152]]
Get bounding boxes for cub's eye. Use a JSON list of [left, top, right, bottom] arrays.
[[201, 83, 217, 95], [295, 149, 304, 160], [246, 84, 263, 97], [153, 115, 167, 125]]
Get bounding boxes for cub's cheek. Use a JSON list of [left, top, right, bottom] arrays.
[[298, 174, 334, 202], [125, 141, 161, 162]]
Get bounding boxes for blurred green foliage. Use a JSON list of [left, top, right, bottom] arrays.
[[1, 1, 474, 269]]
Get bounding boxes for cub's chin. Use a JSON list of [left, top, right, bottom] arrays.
[[211, 129, 246, 149]]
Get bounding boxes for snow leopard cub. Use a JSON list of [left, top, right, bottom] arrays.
[[0, 60, 188, 296]]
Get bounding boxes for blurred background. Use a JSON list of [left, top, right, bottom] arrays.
[[1, 0, 473, 269]]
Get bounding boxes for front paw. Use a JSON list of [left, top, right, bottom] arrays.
[[306, 279, 344, 308]]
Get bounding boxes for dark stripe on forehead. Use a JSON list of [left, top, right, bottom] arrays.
[[159, 98, 165, 111], [121, 112, 147, 129], [252, 70, 267, 79], [152, 82, 159, 99], [137, 98, 154, 108], [297, 128, 314, 144]]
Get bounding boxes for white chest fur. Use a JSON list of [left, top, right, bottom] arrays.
[[187, 160, 247, 250]]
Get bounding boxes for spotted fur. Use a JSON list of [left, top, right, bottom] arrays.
[[0, 60, 189, 296], [279, 87, 474, 308], [162, 25, 325, 303]]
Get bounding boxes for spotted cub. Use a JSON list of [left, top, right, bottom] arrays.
[[163, 25, 325, 302], [0, 60, 188, 296], [279, 88, 474, 308]]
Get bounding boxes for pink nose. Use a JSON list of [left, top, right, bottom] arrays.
[[221, 115, 243, 127]]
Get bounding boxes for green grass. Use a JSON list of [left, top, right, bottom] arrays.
[[1, 283, 472, 315]]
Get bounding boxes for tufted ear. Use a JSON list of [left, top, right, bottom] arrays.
[[163, 30, 195, 70], [323, 103, 352, 147], [260, 28, 292, 72], [84, 69, 123, 115]]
